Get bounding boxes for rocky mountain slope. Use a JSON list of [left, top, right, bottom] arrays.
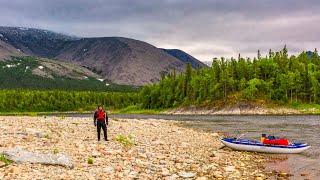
[[0, 26, 206, 85], [160, 49, 206, 69], [55, 37, 186, 85], [0, 39, 24, 60]]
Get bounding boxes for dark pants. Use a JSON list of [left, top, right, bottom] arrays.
[[97, 121, 108, 141]]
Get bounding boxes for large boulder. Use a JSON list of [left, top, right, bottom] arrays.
[[3, 148, 73, 168]]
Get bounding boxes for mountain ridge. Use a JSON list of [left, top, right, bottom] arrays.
[[0, 26, 206, 85], [160, 48, 206, 69]]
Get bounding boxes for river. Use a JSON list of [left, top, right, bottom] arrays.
[[110, 114, 319, 179]]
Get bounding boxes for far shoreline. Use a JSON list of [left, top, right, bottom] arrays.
[[2, 110, 320, 117], [1, 100, 320, 116]]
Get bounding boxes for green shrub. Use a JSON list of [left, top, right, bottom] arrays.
[[53, 148, 59, 154], [87, 157, 94, 164], [71, 122, 79, 126], [44, 134, 50, 139], [115, 134, 135, 147], [0, 154, 13, 166]]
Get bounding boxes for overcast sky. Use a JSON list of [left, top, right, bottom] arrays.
[[1, 0, 319, 61]]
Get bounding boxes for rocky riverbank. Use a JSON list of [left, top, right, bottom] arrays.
[[0, 116, 269, 179], [166, 104, 300, 115]]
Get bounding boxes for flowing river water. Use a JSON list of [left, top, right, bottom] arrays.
[[111, 114, 319, 179]]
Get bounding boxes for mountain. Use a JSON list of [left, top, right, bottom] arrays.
[[54, 37, 186, 85], [160, 49, 207, 69], [0, 26, 205, 86], [0, 56, 135, 91], [306, 51, 313, 58], [306, 50, 320, 58], [0, 26, 76, 57]]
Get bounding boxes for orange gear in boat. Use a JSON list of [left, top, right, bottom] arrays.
[[263, 138, 289, 146]]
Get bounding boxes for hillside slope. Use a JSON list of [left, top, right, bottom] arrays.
[[0, 39, 24, 60], [55, 37, 186, 85], [0, 56, 134, 91]]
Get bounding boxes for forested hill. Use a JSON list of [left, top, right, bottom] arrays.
[[0, 56, 135, 91], [140, 47, 320, 109]]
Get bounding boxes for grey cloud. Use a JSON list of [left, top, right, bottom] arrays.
[[0, 0, 319, 61]]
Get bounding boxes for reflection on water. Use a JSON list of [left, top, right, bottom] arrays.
[[112, 114, 320, 179]]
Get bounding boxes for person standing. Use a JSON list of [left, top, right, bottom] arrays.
[[94, 105, 108, 141]]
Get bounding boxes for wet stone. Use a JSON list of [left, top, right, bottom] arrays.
[[178, 171, 196, 178]]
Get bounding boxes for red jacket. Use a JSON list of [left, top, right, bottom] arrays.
[[94, 110, 108, 124]]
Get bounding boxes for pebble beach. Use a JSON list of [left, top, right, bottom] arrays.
[[0, 116, 269, 179]]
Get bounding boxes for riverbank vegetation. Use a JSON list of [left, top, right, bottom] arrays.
[[0, 90, 138, 112], [140, 47, 320, 111]]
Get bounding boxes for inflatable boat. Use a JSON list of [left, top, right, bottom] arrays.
[[221, 138, 310, 154]]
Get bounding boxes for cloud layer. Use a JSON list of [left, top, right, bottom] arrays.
[[1, 0, 319, 61]]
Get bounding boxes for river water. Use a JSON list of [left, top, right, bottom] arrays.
[[111, 114, 319, 179]]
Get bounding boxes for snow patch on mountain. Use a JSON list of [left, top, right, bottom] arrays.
[[18, 27, 29, 31], [6, 64, 16, 68]]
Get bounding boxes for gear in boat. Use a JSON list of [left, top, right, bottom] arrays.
[[260, 133, 289, 146]]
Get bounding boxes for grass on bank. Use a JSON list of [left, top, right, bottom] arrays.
[[0, 111, 92, 116], [0, 110, 162, 116], [290, 102, 320, 114], [111, 105, 164, 115]]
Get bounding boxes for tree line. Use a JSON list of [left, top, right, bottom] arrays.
[[0, 90, 138, 112], [140, 47, 320, 109]]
